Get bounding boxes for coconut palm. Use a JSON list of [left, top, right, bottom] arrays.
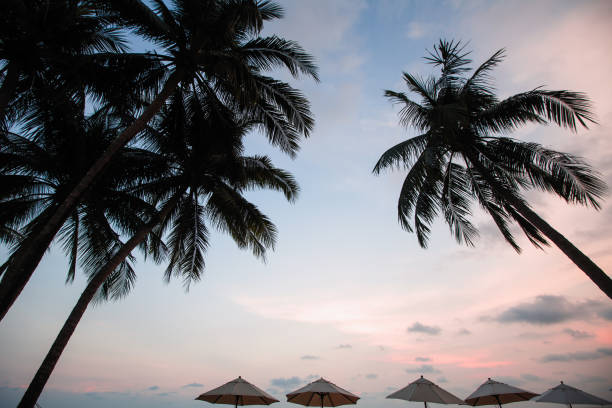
[[0, 0, 318, 321], [17, 87, 298, 407], [0, 91, 166, 299], [0, 62, 167, 318], [0, 0, 166, 319], [374, 40, 611, 298]]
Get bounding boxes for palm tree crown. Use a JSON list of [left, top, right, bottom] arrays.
[[142, 86, 299, 289], [374, 39, 611, 298], [106, 0, 319, 155]]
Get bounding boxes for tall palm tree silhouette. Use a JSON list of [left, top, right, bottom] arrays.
[[374, 40, 610, 298]]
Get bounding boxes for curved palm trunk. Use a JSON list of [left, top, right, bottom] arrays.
[[0, 71, 182, 323], [17, 194, 180, 408], [0, 210, 66, 322], [466, 152, 612, 299], [508, 197, 612, 299]]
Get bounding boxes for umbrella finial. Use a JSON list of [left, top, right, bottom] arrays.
[[560, 381, 563, 384], [421, 375, 424, 378]]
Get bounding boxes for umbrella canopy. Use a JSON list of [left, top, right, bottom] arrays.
[[533, 382, 612, 407], [286, 377, 359, 408], [387, 375, 465, 407], [465, 378, 538, 407], [196, 376, 279, 408]]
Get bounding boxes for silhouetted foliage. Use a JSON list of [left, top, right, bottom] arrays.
[[375, 39, 611, 298], [0, 0, 318, 323]]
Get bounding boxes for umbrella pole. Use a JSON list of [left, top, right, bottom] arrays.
[[424, 402, 428, 408]]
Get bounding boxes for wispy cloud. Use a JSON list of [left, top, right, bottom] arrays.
[[301, 355, 319, 360], [415, 357, 431, 362], [365, 373, 378, 379], [540, 348, 612, 363], [182, 383, 203, 388], [562, 328, 594, 339], [457, 328, 471, 336], [147, 386, 159, 391], [405, 364, 440, 374], [493, 295, 611, 325], [336, 344, 352, 349], [270, 377, 303, 390], [407, 322, 441, 335], [521, 374, 542, 382]]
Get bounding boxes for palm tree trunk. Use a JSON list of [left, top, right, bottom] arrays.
[[0, 210, 65, 322], [0, 62, 19, 119], [17, 194, 181, 408], [465, 151, 612, 299], [0, 71, 182, 323], [507, 196, 612, 299]]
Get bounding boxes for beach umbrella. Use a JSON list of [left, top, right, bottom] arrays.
[[286, 377, 360, 408], [387, 375, 465, 408], [465, 378, 538, 408], [196, 376, 279, 408], [533, 382, 612, 408]]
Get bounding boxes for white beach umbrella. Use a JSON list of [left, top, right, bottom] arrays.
[[196, 376, 279, 408], [465, 378, 538, 408], [387, 375, 465, 408], [286, 377, 360, 408], [533, 382, 612, 408]]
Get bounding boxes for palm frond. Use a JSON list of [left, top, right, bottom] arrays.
[[237, 155, 299, 202], [102, 0, 171, 45], [413, 163, 443, 248], [93, 257, 137, 303], [504, 203, 549, 249], [465, 164, 521, 251], [252, 101, 301, 157], [462, 48, 505, 95], [486, 138, 607, 208], [441, 160, 478, 246], [240, 36, 319, 81], [250, 75, 315, 136], [399, 73, 437, 107], [396, 146, 438, 232], [479, 89, 595, 133], [205, 182, 277, 259], [384, 90, 430, 131], [425, 39, 471, 86], [373, 133, 429, 174], [163, 193, 210, 290]]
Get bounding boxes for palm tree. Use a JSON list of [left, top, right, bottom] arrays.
[[374, 40, 611, 299], [0, 0, 318, 321], [0, 0, 165, 320], [0, 92, 166, 298], [17, 87, 299, 407], [0, 62, 164, 311]]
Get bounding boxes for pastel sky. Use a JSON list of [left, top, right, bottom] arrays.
[[1, 1, 612, 407]]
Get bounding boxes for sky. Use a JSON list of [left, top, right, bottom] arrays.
[[1, 0, 612, 407]]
